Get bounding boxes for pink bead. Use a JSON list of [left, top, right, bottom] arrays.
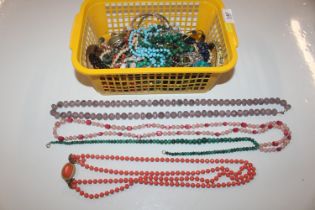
[[58, 136, 65, 141], [156, 131, 162, 136], [185, 125, 192, 129]]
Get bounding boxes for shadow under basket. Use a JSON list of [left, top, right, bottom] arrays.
[[70, 0, 238, 95]]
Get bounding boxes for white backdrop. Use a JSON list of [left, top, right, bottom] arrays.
[[0, 0, 315, 210]]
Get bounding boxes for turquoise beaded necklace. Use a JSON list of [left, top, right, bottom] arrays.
[[47, 137, 260, 156]]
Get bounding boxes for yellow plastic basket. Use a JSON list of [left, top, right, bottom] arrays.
[[70, 0, 238, 95]]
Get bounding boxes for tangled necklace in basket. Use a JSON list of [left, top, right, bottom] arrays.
[[62, 154, 256, 199], [87, 13, 219, 69], [50, 97, 291, 120], [48, 119, 291, 156]]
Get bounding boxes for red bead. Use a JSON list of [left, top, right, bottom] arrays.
[[215, 132, 220, 137], [284, 130, 289, 136], [58, 136, 65, 141], [268, 124, 273, 129], [276, 147, 282, 151], [276, 121, 283, 126], [272, 141, 279, 146], [195, 131, 201, 135], [85, 120, 92, 125], [117, 132, 123, 136], [78, 134, 84, 140], [241, 122, 247, 128], [127, 126, 132, 131], [260, 124, 266, 129], [176, 131, 182, 135], [223, 122, 227, 126], [66, 117, 73, 123], [233, 128, 239, 133], [97, 132, 103, 136], [204, 123, 210, 127], [104, 124, 111, 129], [252, 130, 258, 134], [61, 163, 75, 181]]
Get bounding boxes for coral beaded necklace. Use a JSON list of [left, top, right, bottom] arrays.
[[62, 154, 256, 199]]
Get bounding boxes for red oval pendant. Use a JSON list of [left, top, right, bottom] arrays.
[[61, 163, 75, 181]]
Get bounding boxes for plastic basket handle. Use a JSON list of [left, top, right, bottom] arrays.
[[70, 14, 80, 50], [225, 22, 239, 48]]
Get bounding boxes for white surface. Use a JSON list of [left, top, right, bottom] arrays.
[[0, 0, 315, 210]]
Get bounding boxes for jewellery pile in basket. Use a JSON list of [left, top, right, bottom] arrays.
[[86, 13, 223, 69]]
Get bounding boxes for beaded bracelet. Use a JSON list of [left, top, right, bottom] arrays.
[[50, 98, 291, 121], [130, 13, 171, 29], [49, 118, 291, 154], [62, 154, 256, 199]]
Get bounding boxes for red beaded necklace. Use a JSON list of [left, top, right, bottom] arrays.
[[52, 119, 291, 153], [62, 154, 256, 199]]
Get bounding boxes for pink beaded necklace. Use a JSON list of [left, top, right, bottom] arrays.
[[51, 118, 291, 153], [62, 154, 256, 199]]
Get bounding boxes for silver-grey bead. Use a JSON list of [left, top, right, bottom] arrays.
[[96, 113, 103, 120], [121, 113, 128, 119], [158, 112, 165, 119], [195, 111, 201, 117], [115, 113, 121, 120], [84, 112, 91, 119], [170, 112, 177, 118], [108, 113, 115, 120], [121, 100, 128, 107], [133, 113, 140, 119], [90, 113, 96, 120], [183, 111, 189, 118], [140, 113, 146, 119]]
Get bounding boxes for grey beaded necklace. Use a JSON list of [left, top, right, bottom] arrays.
[[50, 98, 291, 121]]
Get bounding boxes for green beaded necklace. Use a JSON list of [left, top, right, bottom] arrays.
[[47, 137, 260, 156]]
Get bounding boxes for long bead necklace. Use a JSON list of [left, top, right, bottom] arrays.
[[62, 154, 256, 199], [49, 118, 291, 154], [49, 137, 260, 156], [50, 98, 291, 120]]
